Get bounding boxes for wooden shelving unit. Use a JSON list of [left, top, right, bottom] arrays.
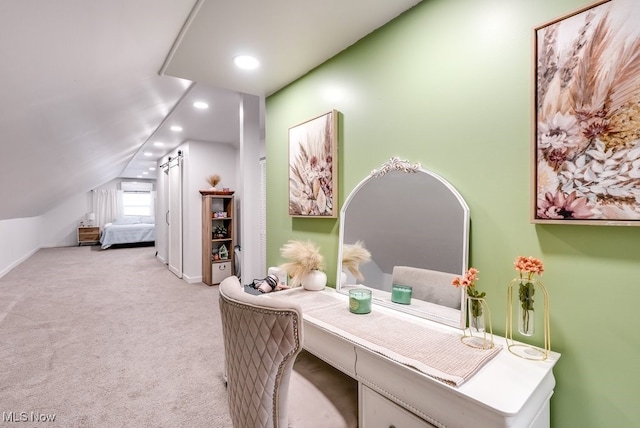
[[200, 191, 235, 285]]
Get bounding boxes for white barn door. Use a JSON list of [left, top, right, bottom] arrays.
[[167, 157, 183, 278]]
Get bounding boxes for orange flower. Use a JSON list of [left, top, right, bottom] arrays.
[[514, 256, 544, 280], [452, 267, 485, 322], [452, 268, 484, 298]]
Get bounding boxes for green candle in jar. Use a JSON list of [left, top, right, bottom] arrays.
[[391, 284, 412, 305], [349, 289, 372, 314]]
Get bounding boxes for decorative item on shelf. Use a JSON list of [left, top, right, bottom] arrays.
[[279, 240, 326, 290], [213, 224, 227, 239], [452, 268, 494, 349], [206, 174, 221, 191], [199, 175, 235, 195], [341, 240, 371, 285], [349, 288, 372, 314], [218, 244, 229, 260], [506, 256, 550, 361]]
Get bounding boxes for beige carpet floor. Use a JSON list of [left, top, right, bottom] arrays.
[[0, 245, 232, 427]]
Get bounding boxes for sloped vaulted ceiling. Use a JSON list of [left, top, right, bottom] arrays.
[[0, 0, 195, 220], [0, 0, 422, 221]]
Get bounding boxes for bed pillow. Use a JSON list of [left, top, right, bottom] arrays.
[[112, 217, 143, 225], [112, 216, 155, 225], [139, 216, 155, 224]]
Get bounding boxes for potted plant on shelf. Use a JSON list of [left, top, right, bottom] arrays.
[[213, 224, 227, 239], [279, 240, 326, 290]]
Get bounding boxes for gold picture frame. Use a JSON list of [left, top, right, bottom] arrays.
[[533, 0, 640, 225], [288, 110, 338, 217]]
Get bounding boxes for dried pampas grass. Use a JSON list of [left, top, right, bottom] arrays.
[[206, 174, 221, 188], [342, 241, 371, 281], [279, 240, 325, 286]]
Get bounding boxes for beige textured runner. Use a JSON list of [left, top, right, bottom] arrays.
[[280, 288, 501, 387]]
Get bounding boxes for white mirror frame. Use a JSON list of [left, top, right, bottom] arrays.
[[336, 158, 470, 328]]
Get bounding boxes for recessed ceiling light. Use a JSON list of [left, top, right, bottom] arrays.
[[143, 152, 153, 157], [137, 175, 143, 178], [149, 167, 156, 171], [170, 125, 183, 132], [153, 142, 164, 147], [193, 101, 209, 109], [142, 171, 149, 175], [233, 55, 260, 70]]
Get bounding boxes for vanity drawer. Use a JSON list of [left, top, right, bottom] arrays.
[[303, 317, 357, 377], [361, 385, 435, 428]]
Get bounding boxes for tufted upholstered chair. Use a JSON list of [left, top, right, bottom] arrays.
[[218, 276, 358, 428]]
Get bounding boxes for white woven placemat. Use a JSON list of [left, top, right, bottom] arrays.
[[280, 288, 501, 387]]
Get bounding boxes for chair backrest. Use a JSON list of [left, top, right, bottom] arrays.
[[219, 276, 304, 428]]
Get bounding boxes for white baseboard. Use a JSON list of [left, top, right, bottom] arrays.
[[0, 246, 40, 279], [182, 273, 203, 284], [39, 243, 77, 248]]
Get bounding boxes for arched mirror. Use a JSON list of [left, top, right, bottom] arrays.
[[336, 158, 470, 328]]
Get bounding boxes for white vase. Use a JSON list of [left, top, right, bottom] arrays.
[[301, 270, 327, 291]]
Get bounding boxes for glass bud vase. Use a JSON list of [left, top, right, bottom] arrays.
[[506, 277, 550, 360], [462, 297, 493, 349], [468, 297, 485, 333], [518, 279, 536, 336]]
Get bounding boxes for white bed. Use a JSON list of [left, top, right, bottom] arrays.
[[100, 216, 155, 249]]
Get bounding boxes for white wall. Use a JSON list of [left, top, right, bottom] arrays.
[[0, 189, 91, 278], [0, 217, 41, 278], [40, 192, 91, 247], [238, 94, 265, 283], [182, 140, 238, 283]]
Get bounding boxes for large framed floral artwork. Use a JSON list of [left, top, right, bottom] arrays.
[[288, 110, 338, 217], [533, 0, 640, 225]]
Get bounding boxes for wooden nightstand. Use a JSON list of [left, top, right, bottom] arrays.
[[78, 226, 100, 246]]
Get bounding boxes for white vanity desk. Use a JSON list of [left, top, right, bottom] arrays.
[[281, 287, 560, 428]]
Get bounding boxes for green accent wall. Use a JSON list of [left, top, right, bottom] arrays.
[[266, 0, 640, 426]]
